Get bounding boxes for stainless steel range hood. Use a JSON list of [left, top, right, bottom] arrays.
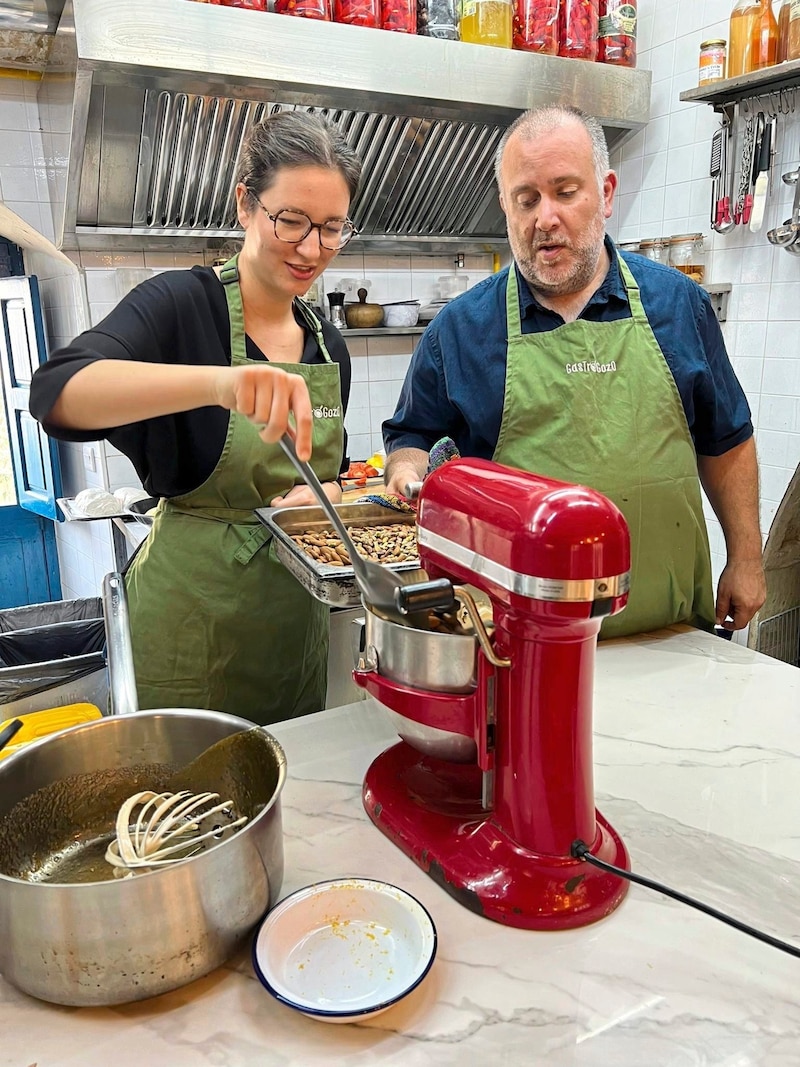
[[40, 0, 651, 254]]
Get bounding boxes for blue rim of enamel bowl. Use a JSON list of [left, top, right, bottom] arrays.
[[251, 877, 438, 1019]]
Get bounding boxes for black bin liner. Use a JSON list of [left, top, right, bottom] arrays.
[[0, 598, 106, 706]]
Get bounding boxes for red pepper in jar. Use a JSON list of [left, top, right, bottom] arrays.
[[598, 0, 636, 66], [381, 0, 416, 32], [219, 0, 266, 8], [334, 0, 379, 27], [513, 0, 558, 53], [558, 0, 599, 61], [275, 0, 330, 17]]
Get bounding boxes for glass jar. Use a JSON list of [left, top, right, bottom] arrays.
[[382, 0, 416, 30], [334, 0, 379, 25], [617, 240, 640, 254], [751, 0, 779, 69], [789, 0, 800, 61], [597, 0, 636, 67], [417, 0, 459, 37], [698, 38, 727, 84], [558, 0, 599, 61], [275, 0, 329, 17], [460, 0, 513, 47], [513, 0, 559, 53], [777, 1, 790, 62], [219, 0, 266, 8], [638, 237, 669, 265], [728, 0, 759, 76], [668, 233, 706, 284]]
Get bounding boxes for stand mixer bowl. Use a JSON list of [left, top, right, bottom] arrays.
[[361, 607, 478, 762]]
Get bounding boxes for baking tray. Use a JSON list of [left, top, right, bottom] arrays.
[[256, 503, 423, 607], [57, 497, 129, 522]]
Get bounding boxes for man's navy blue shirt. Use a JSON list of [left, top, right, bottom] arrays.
[[384, 238, 752, 460]]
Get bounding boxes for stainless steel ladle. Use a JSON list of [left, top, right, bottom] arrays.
[[278, 434, 454, 620], [767, 166, 800, 247]]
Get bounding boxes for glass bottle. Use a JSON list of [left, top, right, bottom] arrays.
[[777, 0, 790, 62], [728, 0, 759, 76], [558, 0, 599, 62], [334, 0, 379, 26], [459, 0, 513, 48], [417, 0, 459, 38], [789, 0, 800, 61], [381, 0, 416, 31], [749, 0, 778, 69], [513, 0, 559, 53], [597, 0, 636, 67]]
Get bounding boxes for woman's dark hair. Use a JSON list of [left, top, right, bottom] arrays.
[[237, 110, 362, 211]]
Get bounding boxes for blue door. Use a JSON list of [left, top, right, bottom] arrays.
[[0, 275, 62, 608]]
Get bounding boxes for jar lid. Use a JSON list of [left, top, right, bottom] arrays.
[[639, 237, 666, 247], [669, 233, 704, 243], [700, 39, 726, 49]]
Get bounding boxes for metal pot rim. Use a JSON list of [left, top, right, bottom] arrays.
[[0, 708, 287, 890]]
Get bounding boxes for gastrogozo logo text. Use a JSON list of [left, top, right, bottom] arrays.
[[313, 405, 342, 418], [565, 360, 617, 375]]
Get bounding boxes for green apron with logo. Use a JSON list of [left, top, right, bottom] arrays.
[[125, 255, 343, 723], [493, 256, 715, 638]]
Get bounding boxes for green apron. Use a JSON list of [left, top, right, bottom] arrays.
[[125, 255, 343, 723], [493, 256, 715, 639]]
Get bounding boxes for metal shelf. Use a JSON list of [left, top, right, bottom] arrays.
[[679, 59, 800, 110]]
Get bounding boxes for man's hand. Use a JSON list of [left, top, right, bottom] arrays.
[[271, 481, 342, 509], [215, 365, 313, 461], [384, 446, 429, 496], [714, 558, 766, 630]]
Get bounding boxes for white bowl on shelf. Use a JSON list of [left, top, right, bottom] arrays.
[[252, 877, 437, 1023], [382, 301, 420, 327]]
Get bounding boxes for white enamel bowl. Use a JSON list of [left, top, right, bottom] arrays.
[[252, 878, 437, 1023]]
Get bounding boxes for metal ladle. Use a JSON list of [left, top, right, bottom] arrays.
[[278, 434, 454, 621], [767, 166, 800, 248]]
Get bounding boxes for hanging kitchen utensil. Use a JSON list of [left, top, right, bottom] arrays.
[[278, 434, 455, 620], [710, 125, 726, 230], [766, 164, 800, 247], [734, 114, 755, 225], [711, 118, 736, 234], [750, 112, 772, 233]]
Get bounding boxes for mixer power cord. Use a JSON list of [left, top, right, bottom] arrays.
[[571, 840, 800, 960]]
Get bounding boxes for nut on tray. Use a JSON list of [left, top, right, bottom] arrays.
[[255, 503, 423, 607]]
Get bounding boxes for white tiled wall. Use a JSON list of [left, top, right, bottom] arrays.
[[609, 0, 800, 585]]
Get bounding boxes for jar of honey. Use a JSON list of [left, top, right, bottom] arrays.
[[558, 0, 599, 61], [513, 0, 559, 53], [668, 233, 706, 284], [460, 0, 513, 48], [698, 38, 727, 84]]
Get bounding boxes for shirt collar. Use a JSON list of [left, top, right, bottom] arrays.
[[515, 236, 629, 319]]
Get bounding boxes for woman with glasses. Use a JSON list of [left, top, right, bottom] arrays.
[[30, 110, 362, 725]]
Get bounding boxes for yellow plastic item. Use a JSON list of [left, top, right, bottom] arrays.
[[0, 703, 102, 762], [366, 452, 385, 472]]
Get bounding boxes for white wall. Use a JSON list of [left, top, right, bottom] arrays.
[[608, 0, 800, 586]]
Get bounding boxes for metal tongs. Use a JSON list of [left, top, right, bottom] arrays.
[[278, 434, 455, 621]]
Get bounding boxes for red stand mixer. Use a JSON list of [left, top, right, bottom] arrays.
[[354, 458, 632, 931]]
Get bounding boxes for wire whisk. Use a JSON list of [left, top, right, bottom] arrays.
[[105, 789, 248, 875]]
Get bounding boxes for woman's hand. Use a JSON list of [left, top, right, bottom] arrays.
[[214, 365, 314, 461], [270, 481, 343, 508]]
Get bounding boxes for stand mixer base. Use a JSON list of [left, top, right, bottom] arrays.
[[363, 742, 629, 931]]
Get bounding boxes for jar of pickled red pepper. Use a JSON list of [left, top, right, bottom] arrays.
[[417, 0, 459, 37], [382, 0, 416, 32], [334, 0, 379, 27], [275, 0, 330, 18], [558, 0, 599, 61], [513, 0, 558, 53], [598, 0, 636, 66], [219, 0, 266, 8]]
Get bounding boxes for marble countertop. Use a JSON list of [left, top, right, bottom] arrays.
[[3, 626, 800, 1066]]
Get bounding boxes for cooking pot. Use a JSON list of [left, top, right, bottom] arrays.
[[344, 287, 384, 329], [0, 575, 287, 1006]]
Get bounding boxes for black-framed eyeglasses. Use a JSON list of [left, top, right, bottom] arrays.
[[251, 196, 358, 251]]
